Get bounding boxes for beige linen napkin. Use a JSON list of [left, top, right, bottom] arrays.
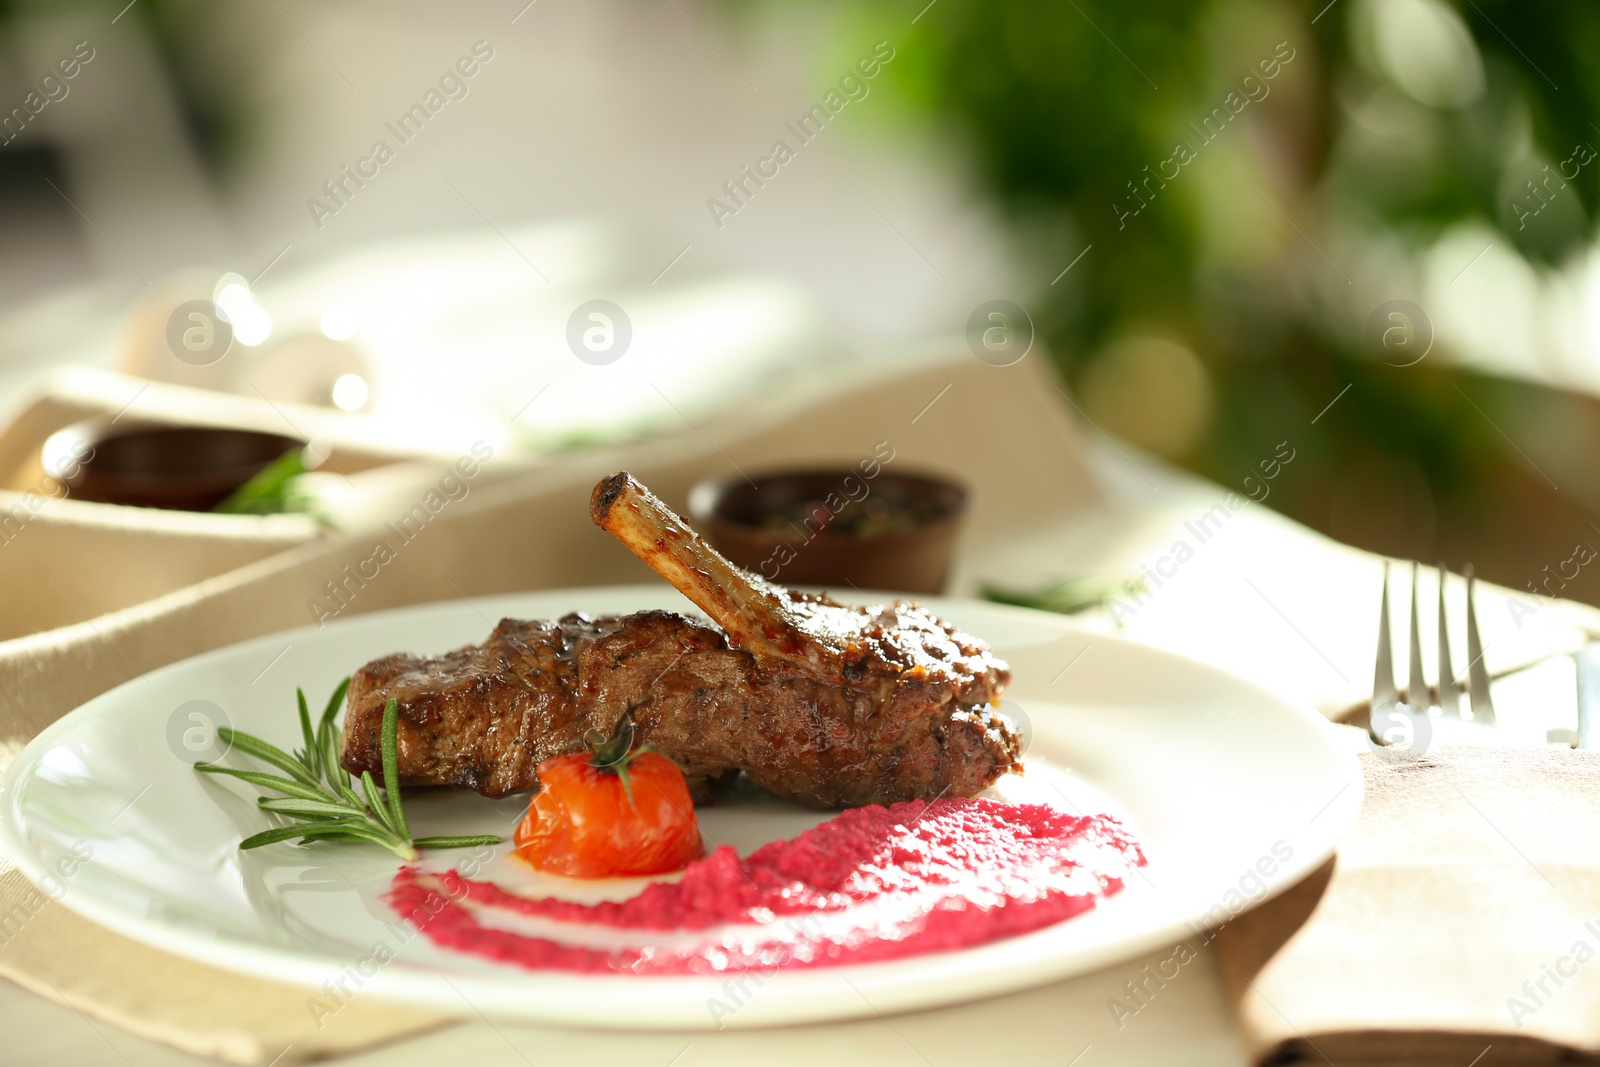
[[0, 349, 1098, 1063], [1215, 745, 1600, 1066]]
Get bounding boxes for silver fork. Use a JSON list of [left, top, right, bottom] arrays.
[[1368, 561, 1495, 746]]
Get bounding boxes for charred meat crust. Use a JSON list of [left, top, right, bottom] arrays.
[[340, 599, 1018, 809], [589, 472, 629, 524]]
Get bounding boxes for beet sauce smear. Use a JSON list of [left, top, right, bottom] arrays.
[[387, 797, 1144, 975]]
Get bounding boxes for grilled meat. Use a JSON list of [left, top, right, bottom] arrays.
[[340, 472, 1019, 808]]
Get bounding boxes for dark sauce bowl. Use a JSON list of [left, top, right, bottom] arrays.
[[55, 424, 306, 512], [688, 468, 969, 594]]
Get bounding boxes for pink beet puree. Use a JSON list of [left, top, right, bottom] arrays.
[[387, 797, 1144, 975]]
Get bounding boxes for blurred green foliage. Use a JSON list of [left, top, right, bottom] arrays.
[[812, 0, 1600, 555], [0, 0, 258, 167]]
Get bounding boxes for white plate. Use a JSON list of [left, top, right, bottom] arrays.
[[0, 586, 1360, 1029]]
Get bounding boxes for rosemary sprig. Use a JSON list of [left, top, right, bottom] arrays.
[[195, 680, 501, 860], [211, 448, 310, 516], [981, 575, 1148, 620]]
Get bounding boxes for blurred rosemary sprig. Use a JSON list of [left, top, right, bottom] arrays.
[[212, 448, 312, 516], [195, 679, 500, 860], [981, 575, 1146, 618]]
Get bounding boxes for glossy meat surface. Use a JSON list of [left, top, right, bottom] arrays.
[[341, 597, 1017, 809]]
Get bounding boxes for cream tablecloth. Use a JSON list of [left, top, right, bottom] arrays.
[[1, 343, 1593, 1066]]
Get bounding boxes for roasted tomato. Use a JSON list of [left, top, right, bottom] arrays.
[[514, 716, 702, 878]]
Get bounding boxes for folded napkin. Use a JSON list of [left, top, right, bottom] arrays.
[[1215, 743, 1600, 1066]]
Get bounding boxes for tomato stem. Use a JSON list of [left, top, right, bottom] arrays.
[[582, 712, 652, 811]]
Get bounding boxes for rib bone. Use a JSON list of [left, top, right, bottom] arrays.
[[590, 471, 845, 669]]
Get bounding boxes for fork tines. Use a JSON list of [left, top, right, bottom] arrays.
[[1369, 560, 1495, 744]]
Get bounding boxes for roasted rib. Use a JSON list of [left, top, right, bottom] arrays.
[[340, 473, 1019, 808]]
